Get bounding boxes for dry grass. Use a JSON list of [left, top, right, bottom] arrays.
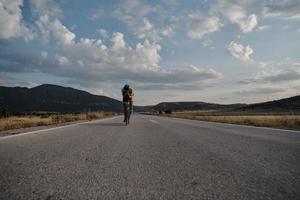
[[0, 112, 119, 131], [161, 113, 300, 131]]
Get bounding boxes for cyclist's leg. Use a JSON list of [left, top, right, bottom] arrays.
[[129, 100, 133, 114], [123, 102, 126, 122]]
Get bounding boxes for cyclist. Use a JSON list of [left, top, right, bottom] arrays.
[[122, 84, 134, 122]]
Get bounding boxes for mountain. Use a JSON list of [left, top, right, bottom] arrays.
[[151, 102, 246, 112], [235, 95, 300, 113], [150, 95, 300, 114], [0, 84, 123, 113], [1, 84, 299, 114]]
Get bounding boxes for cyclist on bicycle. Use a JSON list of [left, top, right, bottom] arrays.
[[122, 84, 133, 122]]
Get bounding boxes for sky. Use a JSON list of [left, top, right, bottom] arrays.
[[0, 0, 300, 105]]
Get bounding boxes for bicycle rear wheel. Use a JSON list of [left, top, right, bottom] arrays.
[[124, 103, 130, 125]]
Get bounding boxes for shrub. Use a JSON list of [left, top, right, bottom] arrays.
[[165, 110, 172, 114]]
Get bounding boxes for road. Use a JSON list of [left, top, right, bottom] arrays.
[[1, 114, 299, 200]]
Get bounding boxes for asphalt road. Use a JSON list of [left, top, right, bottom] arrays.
[[1, 114, 299, 200]]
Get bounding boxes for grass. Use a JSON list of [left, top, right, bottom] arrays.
[[0, 112, 119, 131], [151, 112, 300, 131]]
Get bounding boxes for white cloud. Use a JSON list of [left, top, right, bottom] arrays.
[[258, 61, 272, 68], [20, 25, 37, 42], [112, 0, 175, 41], [257, 25, 270, 31], [135, 18, 175, 41], [135, 18, 161, 41], [240, 14, 258, 32], [55, 55, 69, 65], [236, 87, 285, 95], [112, 0, 157, 27], [0, 0, 36, 41], [187, 15, 223, 39], [97, 28, 108, 38], [36, 15, 75, 44], [0, 0, 23, 39], [41, 51, 48, 59], [29, 0, 63, 17], [161, 26, 175, 37], [239, 63, 300, 86], [256, 63, 300, 82], [111, 32, 126, 49], [201, 38, 215, 49], [227, 41, 254, 63], [263, 0, 300, 19], [50, 19, 75, 45], [1, 17, 223, 91], [211, 0, 258, 33]]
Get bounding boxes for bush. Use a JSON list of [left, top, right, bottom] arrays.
[[165, 110, 172, 114]]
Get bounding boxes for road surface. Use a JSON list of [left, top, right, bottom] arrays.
[[1, 114, 299, 199]]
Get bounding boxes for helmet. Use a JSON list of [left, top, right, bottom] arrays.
[[124, 84, 130, 90]]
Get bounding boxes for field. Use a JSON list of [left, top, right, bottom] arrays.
[[149, 112, 300, 131], [0, 112, 119, 131]]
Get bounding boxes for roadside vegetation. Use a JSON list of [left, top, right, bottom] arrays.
[[0, 112, 119, 131], [147, 110, 300, 131]]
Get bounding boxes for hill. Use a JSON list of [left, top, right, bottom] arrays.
[[0, 84, 123, 113], [235, 95, 300, 113], [150, 95, 300, 114], [151, 102, 246, 112], [1, 84, 299, 114]]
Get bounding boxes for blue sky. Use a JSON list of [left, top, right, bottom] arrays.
[[0, 0, 300, 105]]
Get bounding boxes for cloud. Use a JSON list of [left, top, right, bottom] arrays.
[[135, 18, 161, 41], [0, 16, 222, 91], [112, 0, 175, 41], [89, 9, 104, 20], [55, 55, 69, 66], [201, 38, 215, 49], [257, 25, 270, 31], [0, 0, 23, 39], [0, 0, 36, 41], [97, 28, 109, 38], [187, 15, 223, 39], [257, 63, 300, 83], [134, 82, 213, 91], [211, 0, 258, 33], [36, 15, 75, 44], [41, 51, 48, 59], [161, 26, 175, 37], [112, 0, 157, 33], [227, 41, 254, 63], [263, 0, 300, 19], [238, 63, 300, 85], [236, 87, 285, 95], [135, 18, 176, 41], [111, 32, 126, 49], [29, 0, 63, 17]]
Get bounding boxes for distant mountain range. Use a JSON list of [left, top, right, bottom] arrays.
[[152, 102, 246, 112], [151, 96, 300, 114], [234, 95, 300, 113], [0, 84, 299, 114], [0, 84, 123, 113]]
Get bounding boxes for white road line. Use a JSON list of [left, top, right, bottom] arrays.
[[149, 119, 159, 124], [0, 116, 121, 140]]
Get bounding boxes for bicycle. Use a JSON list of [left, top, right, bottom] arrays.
[[123, 101, 131, 125]]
